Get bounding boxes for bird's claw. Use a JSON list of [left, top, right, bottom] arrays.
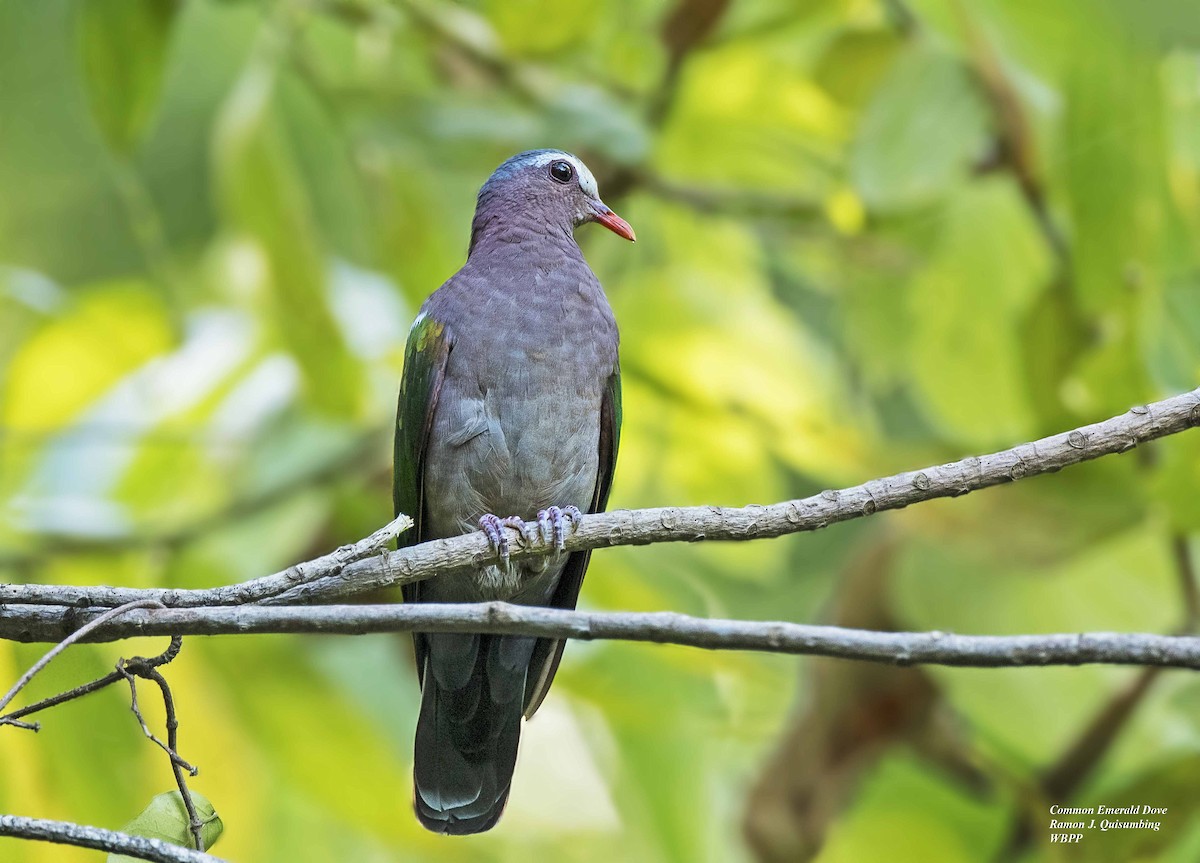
[[481, 506, 582, 564], [536, 505, 583, 552], [478, 514, 533, 567]]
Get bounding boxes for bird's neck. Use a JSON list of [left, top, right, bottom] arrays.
[[468, 193, 580, 258]]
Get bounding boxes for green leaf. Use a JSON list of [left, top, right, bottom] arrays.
[[1143, 275, 1200, 395], [484, 0, 599, 56], [1103, 0, 1200, 50], [0, 4, 143, 281], [1150, 433, 1200, 532], [578, 644, 727, 862], [894, 521, 1177, 765], [820, 753, 1005, 862], [77, 0, 177, 155], [814, 27, 903, 109], [851, 43, 989, 210], [1060, 12, 1165, 315], [1017, 281, 1091, 429], [906, 178, 1050, 444], [107, 790, 223, 861], [657, 41, 844, 194]]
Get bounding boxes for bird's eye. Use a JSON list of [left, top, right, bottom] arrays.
[[549, 160, 574, 184]]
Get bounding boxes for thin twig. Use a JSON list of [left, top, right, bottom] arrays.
[[145, 667, 205, 851], [119, 662, 196, 773], [0, 636, 181, 728], [0, 814, 225, 863], [0, 669, 121, 731], [119, 647, 205, 852], [0, 600, 164, 718]]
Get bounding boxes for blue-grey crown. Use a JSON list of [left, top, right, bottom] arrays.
[[479, 149, 578, 196]]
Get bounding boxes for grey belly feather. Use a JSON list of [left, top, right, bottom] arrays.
[[422, 369, 601, 599]]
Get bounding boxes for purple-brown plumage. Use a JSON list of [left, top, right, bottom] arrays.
[[393, 149, 631, 834]]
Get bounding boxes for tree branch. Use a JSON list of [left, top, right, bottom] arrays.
[[3, 388, 1195, 612], [1, 601, 1200, 670], [0, 515, 412, 610], [0, 815, 226, 863]]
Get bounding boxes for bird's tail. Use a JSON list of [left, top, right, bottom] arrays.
[[412, 633, 535, 835]]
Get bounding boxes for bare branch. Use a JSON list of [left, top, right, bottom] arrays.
[[210, 386, 1200, 605], [1, 602, 1200, 670], [1, 390, 1197, 614], [0, 390, 1197, 674], [0, 393, 1194, 863], [0, 814, 226, 863], [0, 515, 411, 610]]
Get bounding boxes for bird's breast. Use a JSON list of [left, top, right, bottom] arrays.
[[421, 300, 614, 594]]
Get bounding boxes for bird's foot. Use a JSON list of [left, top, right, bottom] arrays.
[[478, 514, 533, 568], [536, 505, 582, 553]]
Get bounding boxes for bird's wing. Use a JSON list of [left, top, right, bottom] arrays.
[[523, 364, 622, 718], [394, 312, 453, 687]]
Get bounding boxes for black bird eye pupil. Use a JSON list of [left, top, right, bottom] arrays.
[[549, 160, 574, 183]]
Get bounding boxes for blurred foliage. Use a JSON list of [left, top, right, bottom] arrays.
[[2, 0, 1200, 860]]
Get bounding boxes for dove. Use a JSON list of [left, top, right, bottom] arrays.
[[393, 149, 633, 834]]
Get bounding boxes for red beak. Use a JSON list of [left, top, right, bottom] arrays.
[[589, 200, 636, 242]]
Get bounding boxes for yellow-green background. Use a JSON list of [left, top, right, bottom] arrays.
[[3, 0, 1200, 860]]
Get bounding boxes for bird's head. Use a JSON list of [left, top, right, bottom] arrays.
[[471, 149, 636, 249]]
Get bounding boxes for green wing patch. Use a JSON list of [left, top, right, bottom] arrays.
[[393, 313, 452, 547]]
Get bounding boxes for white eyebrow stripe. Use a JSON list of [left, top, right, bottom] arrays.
[[523, 151, 600, 199]]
